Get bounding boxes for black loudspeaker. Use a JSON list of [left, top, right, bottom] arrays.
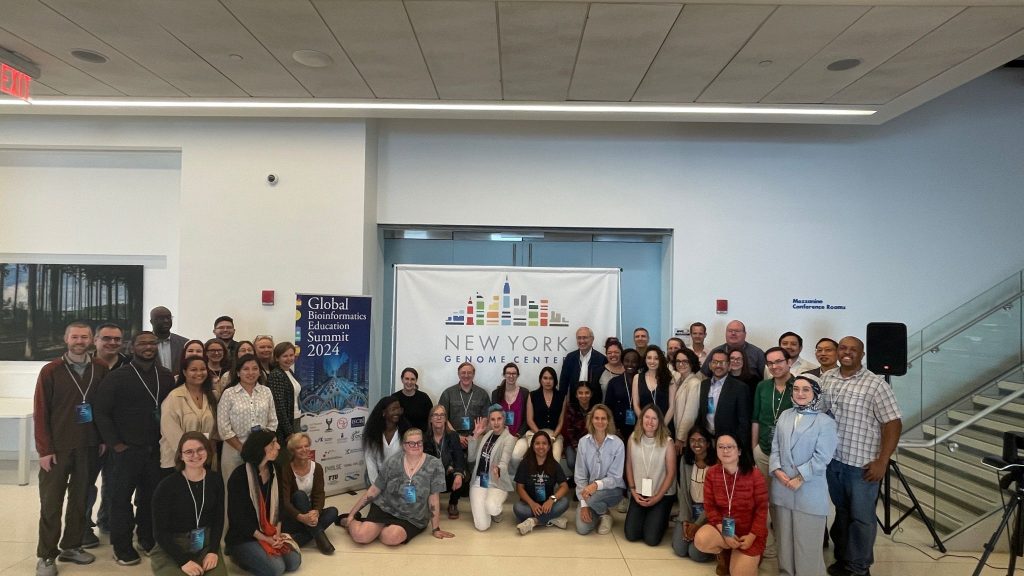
[[866, 322, 908, 376]]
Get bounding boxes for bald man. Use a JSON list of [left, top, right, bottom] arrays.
[[559, 326, 607, 404], [821, 336, 902, 576], [700, 320, 767, 378], [148, 306, 188, 374]]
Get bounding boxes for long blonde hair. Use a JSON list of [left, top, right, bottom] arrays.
[[631, 404, 670, 446]]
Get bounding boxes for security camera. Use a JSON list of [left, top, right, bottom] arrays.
[[267, 174, 278, 185]]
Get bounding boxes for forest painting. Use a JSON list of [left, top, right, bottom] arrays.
[[0, 263, 144, 361]]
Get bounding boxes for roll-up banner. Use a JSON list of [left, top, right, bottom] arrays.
[[295, 294, 371, 495]]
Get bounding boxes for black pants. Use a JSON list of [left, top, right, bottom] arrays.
[[38, 447, 98, 558], [623, 495, 674, 546], [107, 445, 162, 557]]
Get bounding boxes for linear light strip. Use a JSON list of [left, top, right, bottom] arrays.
[[0, 97, 875, 116]]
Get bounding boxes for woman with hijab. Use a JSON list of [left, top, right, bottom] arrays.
[[769, 374, 837, 576]]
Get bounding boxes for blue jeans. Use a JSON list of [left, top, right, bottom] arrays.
[[827, 459, 878, 575], [282, 491, 339, 547], [672, 519, 714, 562], [227, 541, 301, 576], [575, 488, 622, 535], [512, 497, 570, 525]]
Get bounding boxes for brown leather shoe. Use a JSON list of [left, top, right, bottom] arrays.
[[314, 532, 335, 555], [448, 502, 460, 520], [716, 550, 732, 576]]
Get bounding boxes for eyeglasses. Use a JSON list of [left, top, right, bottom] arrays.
[[710, 360, 728, 366], [674, 360, 690, 366], [182, 448, 207, 457], [766, 359, 789, 368], [404, 441, 423, 447], [717, 444, 738, 451], [99, 336, 122, 342], [430, 413, 446, 419]]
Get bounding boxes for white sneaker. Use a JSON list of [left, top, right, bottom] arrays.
[[547, 516, 568, 530], [598, 513, 613, 535], [517, 517, 537, 535], [616, 500, 628, 513]]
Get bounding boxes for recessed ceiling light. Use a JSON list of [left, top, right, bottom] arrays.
[[228, 54, 244, 61], [827, 58, 862, 71], [758, 60, 773, 67], [71, 49, 108, 64], [292, 50, 333, 68]]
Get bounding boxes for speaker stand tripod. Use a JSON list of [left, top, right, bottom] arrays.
[[876, 458, 947, 552], [972, 463, 1022, 576]]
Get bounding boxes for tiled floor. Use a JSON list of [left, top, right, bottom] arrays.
[[1, 470, 1018, 576]]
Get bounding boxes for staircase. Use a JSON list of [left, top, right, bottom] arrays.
[[888, 269, 1024, 542]]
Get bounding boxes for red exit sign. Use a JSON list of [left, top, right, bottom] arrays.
[[1, 63, 31, 100]]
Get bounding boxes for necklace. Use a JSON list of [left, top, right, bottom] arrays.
[[404, 454, 425, 479]]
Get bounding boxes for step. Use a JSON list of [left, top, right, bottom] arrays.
[[887, 495, 961, 536], [923, 424, 1002, 456], [900, 447, 995, 487], [996, 380, 1023, 394], [947, 411, 1023, 437], [895, 458, 998, 514], [898, 447, 1001, 504], [972, 394, 1024, 418]]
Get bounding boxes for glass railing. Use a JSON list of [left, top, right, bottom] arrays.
[[896, 368, 1024, 540], [894, 269, 1023, 429]]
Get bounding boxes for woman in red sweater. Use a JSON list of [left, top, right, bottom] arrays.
[[695, 434, 768, 576]]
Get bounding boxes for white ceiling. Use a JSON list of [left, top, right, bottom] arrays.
[[1, 0, 1022, 124]]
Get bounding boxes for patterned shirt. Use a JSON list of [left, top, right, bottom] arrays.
[[217, 384, 278, 442], [820, 366, 902, 467]]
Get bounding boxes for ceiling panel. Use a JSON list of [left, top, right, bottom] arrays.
[[406, 1, 500, 100], [698, 5, 870, 103], [315, 0, 436, 99], [0, 27, 121, 96], [765, 6, 963, 103], [3, 0, 182, 96], [137, 0, 308, 97], [634, 4, 773, 103], [568, 3, 682, 101], [220, 0, 372, 98], [498, 1, 587, 101], [828, 7, 1024, 104], [39, 0, 247, 98], [26, 80, 60, 95]]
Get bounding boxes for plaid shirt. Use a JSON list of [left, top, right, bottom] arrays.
[[820, 366, 902, 467]]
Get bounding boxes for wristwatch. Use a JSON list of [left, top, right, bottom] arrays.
[[550, 495, 558, 502]]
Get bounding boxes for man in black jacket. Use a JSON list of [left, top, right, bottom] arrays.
[[697, 349, 751, 442], [94, 331, 172, 566], [558, 326, 607, 404]]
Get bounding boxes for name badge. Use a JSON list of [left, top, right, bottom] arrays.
[[640, 477, 653, 498], [480, 472, 490, 489], [403, 483, 417, 504], [250, 425, 263, 433], [624, 409, 636, 426], [188, 527, 206, 552], [505, 411, 515, 426], [707, 397, 716, 415], [75, 403, 93, 424], [722, 516, 736, 538], [691, 503, 704, 519], [534, 483, 547, 502], [460, 416, 472, 431]]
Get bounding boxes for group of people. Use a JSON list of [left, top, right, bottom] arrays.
[[33, 307, 902, 576], [361, 321, 901, 576], [33, 308, 336, 576]]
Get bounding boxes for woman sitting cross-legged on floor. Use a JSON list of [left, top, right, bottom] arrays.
[[513, 430, 570, 535]]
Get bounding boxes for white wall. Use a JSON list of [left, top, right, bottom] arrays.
[[377, 68, 1024, 353]]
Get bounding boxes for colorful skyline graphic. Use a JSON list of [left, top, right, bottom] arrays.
[[444, 276, 570, 327]]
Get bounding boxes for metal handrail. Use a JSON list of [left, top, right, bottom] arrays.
[[905, 289, 1023, 366], [899, 367, 1024, 448]]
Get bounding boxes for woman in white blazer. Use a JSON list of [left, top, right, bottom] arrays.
[[467, 404, 516, 531], [769, 374, 838, 576]]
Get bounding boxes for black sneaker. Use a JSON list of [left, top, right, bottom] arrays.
[[827, 562, 848, 576], [81, 529, 100, 549], [113, 549, 141, 566], [138, 541, 155, 557]]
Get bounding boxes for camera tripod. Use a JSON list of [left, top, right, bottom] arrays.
[[972, 459, 1023, 576]]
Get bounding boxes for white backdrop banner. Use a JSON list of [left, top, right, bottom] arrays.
[[393, 265, 620, 400]]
